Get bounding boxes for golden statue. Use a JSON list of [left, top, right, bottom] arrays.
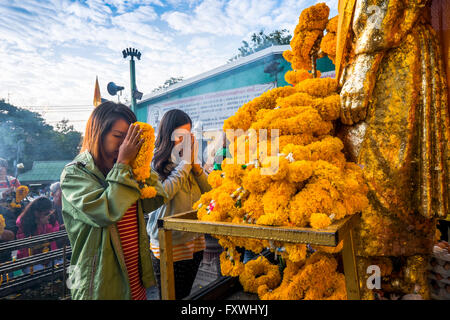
[[335, 0, 450, 299]]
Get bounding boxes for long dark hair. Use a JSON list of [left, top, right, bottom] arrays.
[[18, 197, 53, 237], [153, 109, 192, 181], [81, 101, 137, 175]]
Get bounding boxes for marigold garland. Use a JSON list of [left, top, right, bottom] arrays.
[[295, 78, 338, 97], [320, 16, 338, 64], [192, 2, 370, 300], [219, 248, 244, 277], [0, 214, 5, 236], [283, 3, 329, 70], [9, 202, 21, 209], [15, 185, 29, 203], [223, 86, 296, 131], [207, 170, 224, 188], [282, 243, 307, 263], [310, 213, 332, 229], [258, 253, 346, 300], [130, 121, 157, 199], [311, 240, 344, 254], [239, 256, 281, 293], [284, 69, 318, 86]]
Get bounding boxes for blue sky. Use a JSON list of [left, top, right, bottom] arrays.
[[0, 0, 338, 132]]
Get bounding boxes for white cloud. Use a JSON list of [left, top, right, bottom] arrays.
[[0, 0, 340, 132]]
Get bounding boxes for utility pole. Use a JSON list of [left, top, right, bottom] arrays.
[[122, 48, 143, 113]]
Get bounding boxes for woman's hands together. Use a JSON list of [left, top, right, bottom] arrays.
[[190, 133, 203, 175], [117, 123, 143, 165]]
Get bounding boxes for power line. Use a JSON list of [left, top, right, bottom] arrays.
[[46, 119, 87, 123], [22, 105, 93, 108], [33, 109, 93, 113]]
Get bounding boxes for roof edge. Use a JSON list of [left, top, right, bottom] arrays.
[[140, 44, 291, 104]]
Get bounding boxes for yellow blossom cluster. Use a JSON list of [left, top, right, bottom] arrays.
[[0, 214, 5, 236], [9, 185, 29, 209], [223, 86, 296, 131], [284, 69, 318, 86], [130, 121, 157, 199], [295, 77, 338, 97], [320, 16, 338, 64], [16, 186, 29, 203], [282, 3, 329, 70], [192, 3, 367, 300], [239, 256, 281, 293], [219, 247, 244, 277], [258, 252, 346, 300], [9, 202, 21, 209]]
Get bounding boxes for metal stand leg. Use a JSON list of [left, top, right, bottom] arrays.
[[342, 229, 360, 300], [62, 245, 66, 299], [159, 228, 175, 300]]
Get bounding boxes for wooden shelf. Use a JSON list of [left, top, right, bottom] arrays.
[[158, 211, 361, 300]]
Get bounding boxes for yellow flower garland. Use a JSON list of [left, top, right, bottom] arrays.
[[284, 69, 317, 86], [320, 16, 338, 64], [258, 252, 346, 300], [219, 248, 244, 277], [16, 185, 29, 203], [130, 121, 157, 199], [207, 170, 224, 188], [283, 3, 329, 70], [295, 77, 338, 97], [239, 256, 281, 293], [282, 243, 307, 263], [223, 86, 296, 131], [191, 3, 372, 300], [0, 214, 5, 236]]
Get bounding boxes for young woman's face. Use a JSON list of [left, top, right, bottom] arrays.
[[102, 118, 130, 162], [173, 123, 191, 146], [35, 209, 53, 225]]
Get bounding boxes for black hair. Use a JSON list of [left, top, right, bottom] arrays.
[[152, 109, 192, 180], [17, 197, 54, 237], [81, 101, 137, 175]]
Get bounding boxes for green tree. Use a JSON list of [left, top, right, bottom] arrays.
[[229, 29, 292, 62], [152, 76, 184, 93], [0, 99, 82, 174], [54, 118, 83, 160]]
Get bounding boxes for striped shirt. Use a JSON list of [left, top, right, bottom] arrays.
[[150, 236, 206, 262], [116, 202, 146, 300]]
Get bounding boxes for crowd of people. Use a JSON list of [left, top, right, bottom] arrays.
[[0, 159, 65, 269], [0, 102, 233, 300], [59, 103, 230, 300]]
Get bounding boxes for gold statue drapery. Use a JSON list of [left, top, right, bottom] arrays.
[[335, 0, 449, 299], [336, 0, 449, 260]]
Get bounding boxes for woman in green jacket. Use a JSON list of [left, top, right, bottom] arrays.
[[60, 102, 167, 300]]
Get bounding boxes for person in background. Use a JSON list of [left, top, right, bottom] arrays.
[[0, 158, 20, 203], [15, 197, 60, 259], [60, 101, 167, 300], [0, 205, 17, 264], [148, 109, 211, 299], [49, 182, 64, 228], [212, 132, 230, 171], [203, 131, 230, 174]]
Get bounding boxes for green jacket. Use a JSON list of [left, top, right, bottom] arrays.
[[60, 151, 168, 300]]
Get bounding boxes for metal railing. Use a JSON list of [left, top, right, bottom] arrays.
[[0, 230, 71, 299]]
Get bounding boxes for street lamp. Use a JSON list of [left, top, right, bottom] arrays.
[[122, 47, 143, 112]]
